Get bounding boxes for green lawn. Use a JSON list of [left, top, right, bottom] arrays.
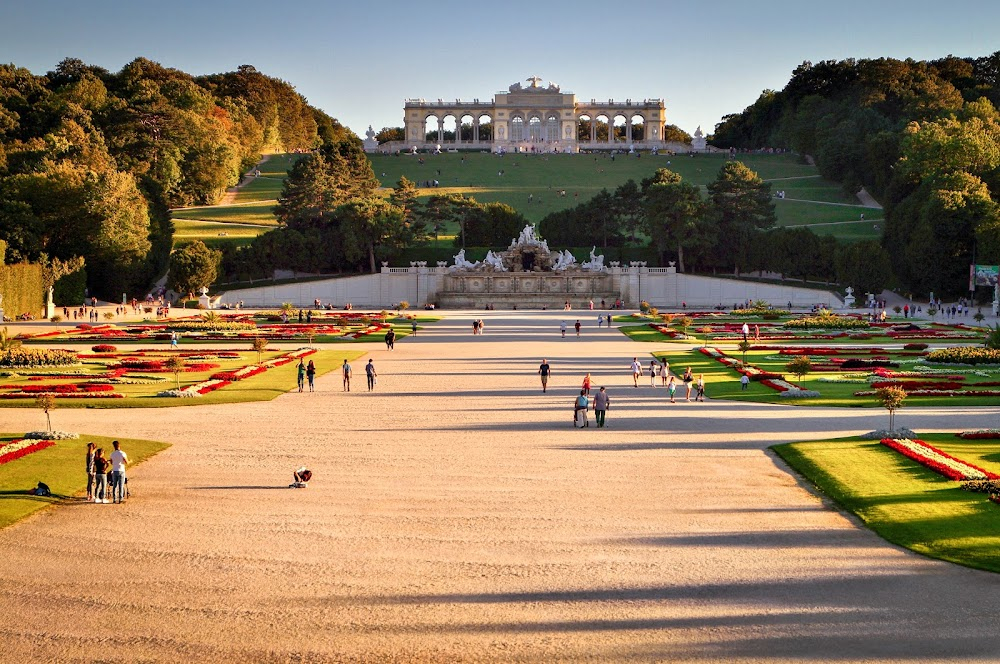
[[774, 434, 1000, 573], [0, 349, 365, 408], [171, 202, 281, 226], [0, 433, 169, 528], [173, 218, 270, 249]]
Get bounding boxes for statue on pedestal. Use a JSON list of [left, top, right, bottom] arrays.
[[483, 250, 508, 272], [450, 249, 480, 270], [362, 125, 379, 153], [581, 247, 606, 271], [691, 126, 707, 151]]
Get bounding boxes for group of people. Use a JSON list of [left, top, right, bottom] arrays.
[[86, 441, 129, 504], [471, 319, 486, 335], [296, 359, 317, 392], [629, 357, 705, 402]]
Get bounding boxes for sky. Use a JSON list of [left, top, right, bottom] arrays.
[[3, 0, 1000, 139]]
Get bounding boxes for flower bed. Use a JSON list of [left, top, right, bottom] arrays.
[[957, 430, 1000, 439], [0, 348, 78, 367], [0, 438, 55, 465], [880, 438, 999, 481], [926, 347, 1000, 365], [784, 313, 869, 330]]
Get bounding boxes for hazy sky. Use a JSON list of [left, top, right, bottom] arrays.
[[4, 0, 999, 138]]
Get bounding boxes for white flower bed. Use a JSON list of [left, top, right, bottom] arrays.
[[818, 376, 869, 384], [860, 428, 917, 440], [779, 389, 821, 398], [889, 438, 995, 481], [23, 430, 78, 440]]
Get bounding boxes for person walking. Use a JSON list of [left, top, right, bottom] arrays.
[[661, 360, 670, 387], [740, 373, 749, 391], [574, 320, 581, 337], [538, 359, 551, 393], [85, 442, 96, 502], [593, 387, 610, 428], [630, 357, 642, 387], [342, 359, 352, 392], [573, 390, 590, 427], [742, 322, 750, 341], [695, 374, 706, 402], [306, 360, 316, 392], [667, 375, 677, 403], [597, 315, 603, 328], [682, 366, 694, 401], [93, 448, 110, 503], [582, 373, 592, 395], [606, 314, 612, 328], [297, 359, 306, 393], [649, 360, 659, 387], [385, 328, 395, 350], [109, 440, 128, 504], [560, 321, 567, 338], [411, 320, 418, 336], [366, 359, 377, 391]]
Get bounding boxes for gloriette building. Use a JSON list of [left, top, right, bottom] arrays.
[[401, 76, 669, 152]]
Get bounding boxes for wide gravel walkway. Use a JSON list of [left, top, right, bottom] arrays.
[[0, 310, 998, 662]]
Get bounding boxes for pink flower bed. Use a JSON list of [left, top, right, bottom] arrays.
[[880, 438, 999, 481], [957, 430, 1000, 439], [0, 439, 55, 464]]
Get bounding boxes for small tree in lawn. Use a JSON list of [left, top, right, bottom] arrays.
[[36, 394, 55, 432], [398, 300, 410, 311], [974, 308, 985, 326], [876, 385, 907, 432], [785, 356, 812, 384], [165, 356, 186, 390], [252, 336, 268, 364], [677, 316, 693, 339], [737, 340, 752, 366], [699, 326, 712, 348]]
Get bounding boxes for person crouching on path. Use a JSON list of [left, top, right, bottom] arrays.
[[594, 387, 610, 428], [366, 359, 377, 391]]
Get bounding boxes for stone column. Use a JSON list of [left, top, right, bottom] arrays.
[[473, 118, 479, 144], [590, 117, 595, 144]]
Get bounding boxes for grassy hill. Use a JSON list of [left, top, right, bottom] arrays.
[[171, 151, 883, 250]]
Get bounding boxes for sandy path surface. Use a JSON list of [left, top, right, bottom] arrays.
[[1, 310, 999, 662]]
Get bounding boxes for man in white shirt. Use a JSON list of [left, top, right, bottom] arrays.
[[109, 440, 129, 504], [630, 357, 642, 387]]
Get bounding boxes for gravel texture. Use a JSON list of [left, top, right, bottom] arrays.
[[1, 310, 999, 662]]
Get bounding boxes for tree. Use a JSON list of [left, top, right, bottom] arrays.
[[251, 336, 268, 364], [706, 161, 776, 272], [0, 327, 21, 352], [676, 316, 694, 338], [737, 340, 753, 366], [337, 197, 409, 273], [876, 385, 907, 431], [169, 241, 222, 295], [164, 355, 186, 390], [643, 177, 708, 272], [785, 356, 813, 382], [35, 394, 55, 432], [460, 202, 527, 247], [375, 127, 404, 143]]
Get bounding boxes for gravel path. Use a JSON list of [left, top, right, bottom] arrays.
[[1, 310, 999, 662]]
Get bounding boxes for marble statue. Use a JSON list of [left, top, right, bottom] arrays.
[[581, 247, 605, 271], [691, 125, 707, 151], [483, 250, 508, 272], [451, 249, 480, 270], [552, 250, 578, 272], [362, 125, 379, 153]]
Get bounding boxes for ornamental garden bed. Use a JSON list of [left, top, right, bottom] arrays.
[[16, 313, 439, 345], [619, 316, 983, 344], [773, 434, 1000, 573], [0, 347, 363, 408], [0, 433, 170, 528], [655, 344, 1000, 407]]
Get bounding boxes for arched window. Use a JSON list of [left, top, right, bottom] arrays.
[[528, 116, 542, 142], [511, 116, 524, 142], [546, 115, 559, 142]]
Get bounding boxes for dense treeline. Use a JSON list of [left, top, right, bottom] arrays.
[[0, 58, 341, 298], [712, 53, 1000, 298]]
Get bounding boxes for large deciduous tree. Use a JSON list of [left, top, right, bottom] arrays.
[[336, 197, 409, 273], [169, 240, 222, 294]]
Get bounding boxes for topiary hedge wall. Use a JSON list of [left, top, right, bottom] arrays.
[[0, 263, 45, 319]]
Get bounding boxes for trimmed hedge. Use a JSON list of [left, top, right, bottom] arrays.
[[0, 263, 44, 319]]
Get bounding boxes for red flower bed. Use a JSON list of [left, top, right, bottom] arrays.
[[211, 366, 267, 381], [92, 344, 117, 352], [870, 380, 964, 391], [0, 439, 55, 465], [880, 438, 999, 481], [957, 431, 1000, 439]]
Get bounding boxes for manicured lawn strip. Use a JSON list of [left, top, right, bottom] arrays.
[[171, 202, 280, 225], [0, 349, 364, 408], [0, 433, 169, 528], [773, 434, 1000, 573]]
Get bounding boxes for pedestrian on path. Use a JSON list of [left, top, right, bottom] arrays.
[[695, 375, 706, 402], [342, 359, 352, 392], [682, 367, 694, 401], [630, 357, 642, 387], [385, 328, 395, 350], [560, 321, 567, 338], [649, 360, 659, 387], [740, 373, 749, 391], [306, 360, 316, 392], [538, 359, 551, 393], [366, 359, 377, 391], [594, 387, 610, 427], [661, 360, 670, 386], [597, 315, 603, 328], [575, 320, 581, 337], [667, 375, 677, 403], [582, 373, 592, 395], [297, 359, 306, 393]]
